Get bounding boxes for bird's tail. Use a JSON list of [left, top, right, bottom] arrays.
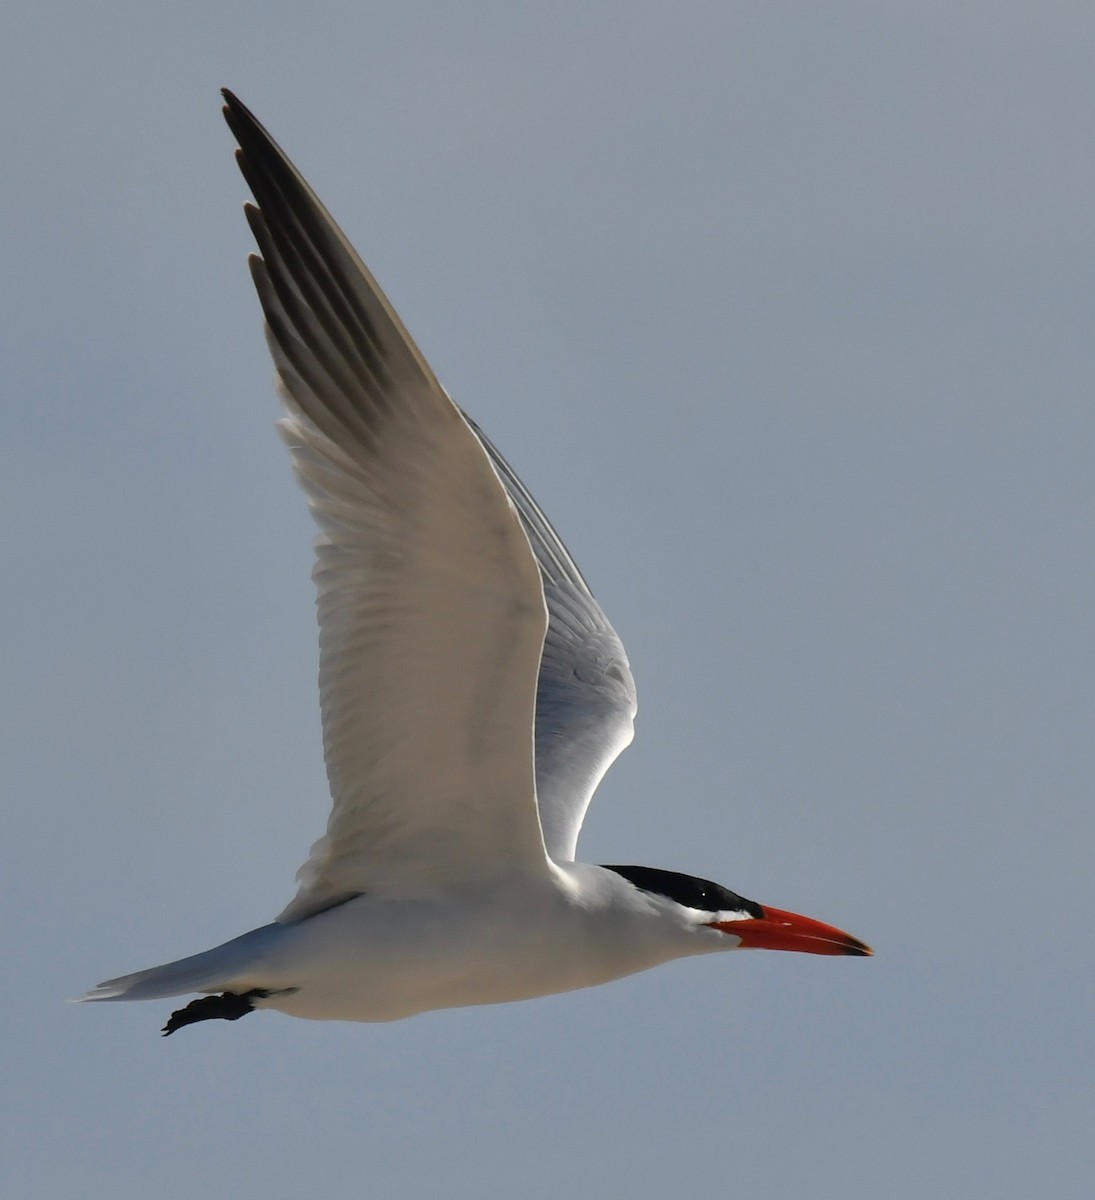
[[77, 923, 285, 1002]]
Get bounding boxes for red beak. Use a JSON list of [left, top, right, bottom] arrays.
[[709, 906, 873, 956]]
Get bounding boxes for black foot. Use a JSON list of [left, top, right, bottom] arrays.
[[161, 989, 269, 1036]]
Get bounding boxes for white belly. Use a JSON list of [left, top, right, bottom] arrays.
[[241, 870, 711, 1023]]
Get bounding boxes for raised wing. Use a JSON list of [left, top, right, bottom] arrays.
[[222, 92, 550, 920], [464, 419, 637, 862]]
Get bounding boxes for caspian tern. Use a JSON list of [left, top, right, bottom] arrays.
[[81, 91, 871, 1037]]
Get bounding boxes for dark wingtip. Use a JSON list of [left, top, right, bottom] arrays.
[[220, 88, 241, 122], [220, 89, 267, 146]]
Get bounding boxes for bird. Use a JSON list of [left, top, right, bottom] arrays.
[[81, 90, 871, 1037]]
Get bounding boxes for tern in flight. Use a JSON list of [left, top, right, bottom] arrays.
[[82, 91, 870, 1036]]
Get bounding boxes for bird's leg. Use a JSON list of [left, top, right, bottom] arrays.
[[161, 988, 270, 1036]]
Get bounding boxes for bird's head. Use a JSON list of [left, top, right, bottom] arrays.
[[602, 864, 872, 956]]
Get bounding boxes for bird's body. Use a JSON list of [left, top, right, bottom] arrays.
[[108, 865, 735, 1025], [82, 92, 869, 1036]]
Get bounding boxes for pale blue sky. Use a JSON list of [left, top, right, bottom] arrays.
[[4, 4, 1093, 1198]]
